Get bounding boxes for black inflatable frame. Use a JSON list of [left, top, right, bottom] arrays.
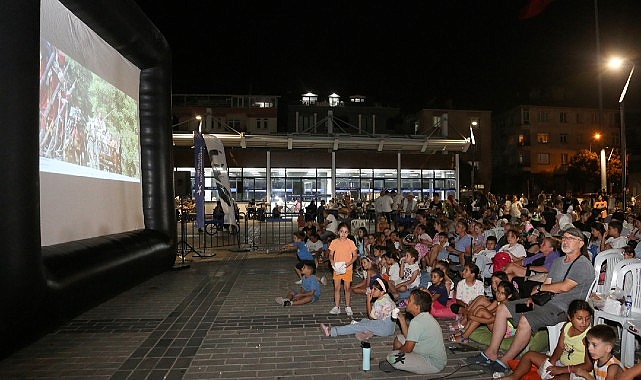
[[0, 0, 176, 357]]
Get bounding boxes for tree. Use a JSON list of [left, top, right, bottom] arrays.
[[567, 150, 599, 192]]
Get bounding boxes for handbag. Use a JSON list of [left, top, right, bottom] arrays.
[[531, 255, 579, 306], [532, 291, 555, 306]]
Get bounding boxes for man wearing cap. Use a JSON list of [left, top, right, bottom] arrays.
[[467, 227, 595, 374]]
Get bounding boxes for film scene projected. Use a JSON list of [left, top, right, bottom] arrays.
[[39, 0, 144, 246], [39, 41, 140, 180]]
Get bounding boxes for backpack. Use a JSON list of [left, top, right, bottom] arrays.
[[492, 252, 512, 273]]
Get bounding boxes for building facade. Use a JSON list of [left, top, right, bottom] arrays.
[[493, 105, 619, 195], [171, 93, 476, 210]]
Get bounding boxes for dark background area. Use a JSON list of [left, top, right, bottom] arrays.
[[133, 0, 641, 113]]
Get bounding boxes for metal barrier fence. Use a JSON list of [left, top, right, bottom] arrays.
[[176, 212, 379, 256]]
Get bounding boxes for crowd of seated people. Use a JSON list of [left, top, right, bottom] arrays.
[[285, 190, 641, 376]]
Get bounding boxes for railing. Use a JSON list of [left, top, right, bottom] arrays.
[[176, 211, 379, 254]]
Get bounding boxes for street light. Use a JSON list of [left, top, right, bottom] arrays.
[[470, 120, 478, 189], [608, 57, 635, 211]]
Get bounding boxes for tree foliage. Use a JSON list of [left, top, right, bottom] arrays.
[[567, 149, 623, 193]]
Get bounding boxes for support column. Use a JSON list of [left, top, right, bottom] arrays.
[[600, 148, 607, 193], [295, 111, 299, 133], [331, 151, 336, 200], [455, 153, 460, 201], [266, 150, 271, 207], [397, 153, 402, 193]]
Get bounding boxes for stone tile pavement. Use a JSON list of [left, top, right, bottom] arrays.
[[0, 249, 504, 379]]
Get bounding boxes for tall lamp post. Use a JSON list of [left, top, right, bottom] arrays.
[[608, 57, 635, 211], [470, 120, 478, 190]]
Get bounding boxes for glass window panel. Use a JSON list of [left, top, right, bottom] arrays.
[[434, 179, 445, 189], [316, 168, 331, 178], [374, 169, 397, 178], [336, 168, 360, 177], [286, 168, 316, 177], [243, 168, 266, 177], [422, 170, 435, 178], [271, 168, 285, 177], [384, 179, 397, 190], [401, 169, 421, 178], [360, 169, 373, 178]]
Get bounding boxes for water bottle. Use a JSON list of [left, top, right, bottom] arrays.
[[361, 342, 371, 371], [625, 295, 633, 317]]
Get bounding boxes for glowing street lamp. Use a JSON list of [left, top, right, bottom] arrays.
[[608, 56, 635, 211]]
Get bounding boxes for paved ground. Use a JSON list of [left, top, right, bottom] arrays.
[[0, 249, 502, 379]]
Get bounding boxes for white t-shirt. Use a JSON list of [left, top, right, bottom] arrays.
[[455, 279, 485, 305], [306, 239, 323, 253], [499, 243, 527, 259], [325, 214, 338, 234], [387, 262, 402, 284], [402, 262, 421, 289]]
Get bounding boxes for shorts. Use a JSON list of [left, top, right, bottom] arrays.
[[333, 269, 353, 283], [505, 299, 567, 332]]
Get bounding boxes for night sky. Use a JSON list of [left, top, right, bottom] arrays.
[[134, 0, 641, 113]]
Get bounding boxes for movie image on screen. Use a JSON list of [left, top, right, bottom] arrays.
[[39, 0, 144, 246]]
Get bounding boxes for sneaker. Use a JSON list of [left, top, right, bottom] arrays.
[[465, 352, 492, 365], [345, 306, 353, 316], [283, 300, 292, 307], [320, 323, 331, 337], [274, 297, 286, 306], [489, 360, 509, 374], [329, 306, 341, 314], [350, 319, 359, 325], [294, 279, 302, 285], [379, 360, 397, 373], [320, 276, 327, 286]]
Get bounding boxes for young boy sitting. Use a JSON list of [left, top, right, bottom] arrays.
[[379, 289, 447, 374], [574, 324, 622, 380], [275, 261, 321, 307], [282, 231, 317, 285], [474, 235, 498, 281]]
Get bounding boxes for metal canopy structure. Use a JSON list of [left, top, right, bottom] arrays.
[[173, 133, 471, 154]]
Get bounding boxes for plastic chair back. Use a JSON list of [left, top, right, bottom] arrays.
[[593, 249, 624, 294]]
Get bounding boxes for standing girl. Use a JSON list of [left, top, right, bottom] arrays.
[[328, 222, 358, 316], [321, 278, 396, 338]]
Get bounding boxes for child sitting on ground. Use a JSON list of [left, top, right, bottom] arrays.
[[352, 257, 381, 295], [396, 248, 421, 307], [320, 278, 396, 339], [381, 251, 402, 300], [574, 324, 622, 380], [449, 280, 518, 343], [275, 261, 321, 307], [450, 263, 484, 317], [305, 232, 324, 263], [377, 215, 391, 233], [281, 231, 319, 285], [501, 300, 595, 380], [427, 232, 449, 269], [426, 268, 449, 311], [379, 289, 447, 374], [433, 260, 454, 298]]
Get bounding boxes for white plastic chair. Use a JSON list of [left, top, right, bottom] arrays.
[[592, 249, 624, 294], [594, 262, 641, 368], [350, 219, 367, 231], [610, 258, 641, 292], [546, 321, 566, 356]]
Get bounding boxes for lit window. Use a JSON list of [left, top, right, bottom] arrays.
[[537, 133, 550, 143]]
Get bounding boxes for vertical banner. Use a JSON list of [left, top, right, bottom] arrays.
[[203, 135, 238, 228], [194, 131, 206, 228]]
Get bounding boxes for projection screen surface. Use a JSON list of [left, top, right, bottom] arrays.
[[39, 0, 144, 246]]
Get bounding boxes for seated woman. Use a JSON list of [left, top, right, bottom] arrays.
[[352, 257, 381, 295]]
